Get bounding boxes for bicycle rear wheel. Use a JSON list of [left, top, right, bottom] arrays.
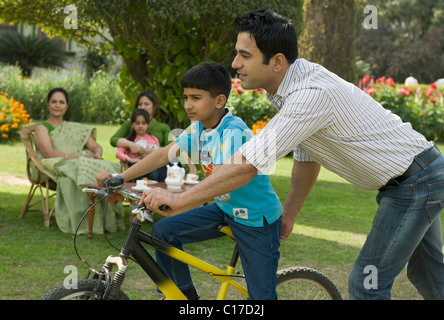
[[41, 279, 130, 300], [276, 267, 342, 300]]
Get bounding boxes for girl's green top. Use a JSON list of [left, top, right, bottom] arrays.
[[110, 119, 171, 147]]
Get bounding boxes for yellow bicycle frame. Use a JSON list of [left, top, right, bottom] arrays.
[[157, 245, 249, 300]]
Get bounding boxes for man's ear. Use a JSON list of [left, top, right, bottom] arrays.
[[271, 53, 287, 72]]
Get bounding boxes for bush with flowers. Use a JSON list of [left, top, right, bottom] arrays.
[[0, 63, 126, 125], [359, 76, 444, 141], [0, 92, 31, 142], [227, 78, 276, 132]]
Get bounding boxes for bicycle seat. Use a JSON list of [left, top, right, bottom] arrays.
[[217, 224, 235, 241]]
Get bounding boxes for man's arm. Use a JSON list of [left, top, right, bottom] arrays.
[[141, 150, 258, 215], [280, 160, 320, 242]]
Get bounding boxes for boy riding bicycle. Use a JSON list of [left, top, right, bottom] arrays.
[[97, 62, 282, 300]]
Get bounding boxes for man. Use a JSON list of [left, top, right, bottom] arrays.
[[141, 8, 444, 299]]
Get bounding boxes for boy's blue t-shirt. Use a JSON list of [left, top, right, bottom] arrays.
[[176, 110, 282, 227]]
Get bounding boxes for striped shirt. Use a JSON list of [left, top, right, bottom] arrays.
[[239, 58, 432, 190]]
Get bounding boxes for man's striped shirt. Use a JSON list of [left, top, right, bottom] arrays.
[[239, 58, 432, 190]]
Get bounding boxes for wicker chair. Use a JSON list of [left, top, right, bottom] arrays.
[[19, 124, 57, 227]]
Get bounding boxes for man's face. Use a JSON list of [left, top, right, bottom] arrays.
[[232, 32, 274, 92]]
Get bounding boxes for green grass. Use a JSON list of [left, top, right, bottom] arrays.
[[1, 123, 440, 300]]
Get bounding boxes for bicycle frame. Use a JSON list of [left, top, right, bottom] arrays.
[[125, 219, 249, 300]]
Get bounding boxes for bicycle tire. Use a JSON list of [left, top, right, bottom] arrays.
[[276, 266, 342, 300], [40, 278, 130, 300]]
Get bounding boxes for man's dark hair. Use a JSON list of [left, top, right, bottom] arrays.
[[181, 61, 231, 102], [234, 8, 298, 64]]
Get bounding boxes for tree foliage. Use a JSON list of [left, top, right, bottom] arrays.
[[0, 0, 303, 127], [0, 31, 66, 77], [355, 0, 444, 83]]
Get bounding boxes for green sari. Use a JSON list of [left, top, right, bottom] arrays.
[[38, 121, 125, 234]]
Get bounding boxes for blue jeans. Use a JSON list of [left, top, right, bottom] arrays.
[[349, 151, 444, 299], [152, 203, 282, 300]]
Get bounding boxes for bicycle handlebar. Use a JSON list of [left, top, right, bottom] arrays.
[[83, 176, 171, 213]]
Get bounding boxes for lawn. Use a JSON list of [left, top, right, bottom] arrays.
[[0, 123, 436, 300]]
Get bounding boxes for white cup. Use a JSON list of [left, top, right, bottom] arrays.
[[136, 180, 148, 187], [186, 174, 199, 182]]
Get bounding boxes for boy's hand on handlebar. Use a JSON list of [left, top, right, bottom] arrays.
[[96, 170, 113, 187]]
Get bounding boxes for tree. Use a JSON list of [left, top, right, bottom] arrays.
[[355, 0, 444, 83], [299, 0, 357, 83], [0, 31, 66, 77], [0, 0, 303, 127]]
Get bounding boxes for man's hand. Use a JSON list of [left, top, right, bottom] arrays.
[[280, 213, 295, 242], [96, 170, 113, 187], [140, 187, 183, 217]]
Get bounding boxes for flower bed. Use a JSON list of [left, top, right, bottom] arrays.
[[0, 92, 31, 142]]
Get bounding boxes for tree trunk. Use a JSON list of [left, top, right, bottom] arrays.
[[299, 0, 357, 83]]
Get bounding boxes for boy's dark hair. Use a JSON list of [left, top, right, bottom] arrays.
[[181, 62, 231, 103], [126, 108, 150, 142], [234, 8, 298, 64]]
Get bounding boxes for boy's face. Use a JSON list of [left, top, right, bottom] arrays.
[[183, 88, 225, 128], [232, 32, 276, 93]]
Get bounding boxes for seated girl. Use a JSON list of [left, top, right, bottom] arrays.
[[115, 109, 164, 181]]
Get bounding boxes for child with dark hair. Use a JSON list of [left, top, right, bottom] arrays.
[[115, 108, 161, 182], [97, 61, 282, 300]]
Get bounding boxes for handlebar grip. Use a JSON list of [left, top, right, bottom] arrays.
[[104, 175, 124, 189]]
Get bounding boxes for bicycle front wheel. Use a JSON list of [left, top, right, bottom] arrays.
[[276, 267, 342, 300], [41, 279, 130, 300]]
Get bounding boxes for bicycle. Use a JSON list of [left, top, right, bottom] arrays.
[[41, 176, 342, 300]]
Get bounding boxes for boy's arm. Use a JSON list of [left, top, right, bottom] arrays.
[[96, 141, 180, 186], [140, 151, 258, 215]]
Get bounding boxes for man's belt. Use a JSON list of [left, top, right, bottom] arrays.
[[379, 146, 441, 192]]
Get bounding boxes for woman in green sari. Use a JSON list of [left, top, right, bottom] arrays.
[[34, 88, 125, 235]]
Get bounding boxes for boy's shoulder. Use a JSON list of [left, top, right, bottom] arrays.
[[218, 111, 250, 131]]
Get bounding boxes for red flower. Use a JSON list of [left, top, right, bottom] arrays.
[[398, 86, 412, 97], [384, 77, 395, 87], [429, 98, 436, 104], [425, 87, 434, 96], [430, 82, 437, 90], [362, 75, 370, 84], [235, 87, 244, 94], [376, 77, 384, 84], [231, 78, 241, 89], [367, 88, 377, 95]]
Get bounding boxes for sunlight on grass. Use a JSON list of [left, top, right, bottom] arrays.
[[293, 224, 367, 249]]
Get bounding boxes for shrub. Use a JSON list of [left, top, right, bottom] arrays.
[[0, 92, 31, 142], [226, 78, 276, 128], [0, 63, 125, 124]]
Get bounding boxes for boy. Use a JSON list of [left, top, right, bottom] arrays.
[[97, 61, 282, 300]]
